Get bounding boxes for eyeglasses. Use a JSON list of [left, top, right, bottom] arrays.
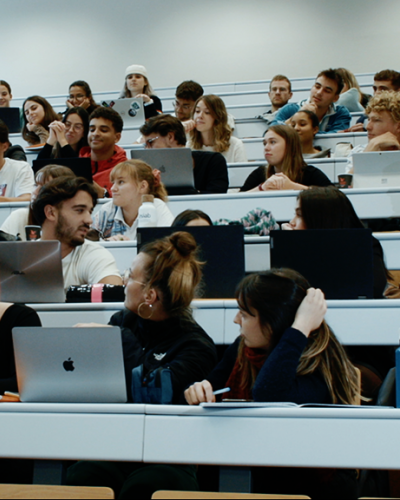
[[173, 101, 192, 111], [69, 94, 85, 100], [144, 136, 159, 149], [65, 121, 84, 132], [123, 268, 146, 286]]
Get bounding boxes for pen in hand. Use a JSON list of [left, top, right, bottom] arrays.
[[212, 387, 231, 396]]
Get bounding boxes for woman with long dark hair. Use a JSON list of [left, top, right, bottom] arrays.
[[37, 107, 89, 160], [185, 268, 360, 498], [240, 124, 331, 192], [22, 96, 61, 145]]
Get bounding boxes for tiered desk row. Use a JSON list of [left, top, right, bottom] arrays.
[[0, 403, 400, 481]]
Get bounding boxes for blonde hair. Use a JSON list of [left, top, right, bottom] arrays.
[[336, 68, 362, 102], [110, 160, 168, 202], [140, 232, 203, 318], [366, 91, 400, 124], [189, 95, 232, 153]]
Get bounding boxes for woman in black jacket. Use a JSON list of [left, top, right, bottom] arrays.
[[67, 231, 217, 498]]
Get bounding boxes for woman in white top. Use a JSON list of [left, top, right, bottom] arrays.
[[91, 160, 174, 241], [187, 95, 247, 163]]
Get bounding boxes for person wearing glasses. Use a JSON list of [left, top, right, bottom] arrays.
[[173, 80, 204, 132], [66, 80, 99, 116], [140, 114, 228, 194], [37, 107, 89, 160]]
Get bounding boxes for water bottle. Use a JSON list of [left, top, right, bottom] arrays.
[[138, 194, 157, 228]]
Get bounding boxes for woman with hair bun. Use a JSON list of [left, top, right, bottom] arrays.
[[67, 231, 218, 498], [91, 159, 174, 241]]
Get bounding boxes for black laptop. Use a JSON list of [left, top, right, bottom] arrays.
[[137, 225, 245, 298], [270, 229, 374, 299], [32, 157, 93, 183], [0, 108, 21, 133]]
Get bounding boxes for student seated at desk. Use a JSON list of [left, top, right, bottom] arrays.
[[0, 80, 12, 108], [67, 231, 217, 499], [1, 164, 75, 240], [0, 121, 34, 203], [185, 268, 360, 498], [66, 80, 99, 116], [32, 176, 122, 290], [140, 114, 229, 194], [22, 95, 61, 146], [290, 110, 330, 159], [0, 302, 41, 486], [172, 209, 212, 227], [187, 95, 247, 163], [240, 125, 331, 192], [120, 64, 162, 119], [282, 186, 389, 299], [91, 159, 174, 241], [37, 107, 89, 160]]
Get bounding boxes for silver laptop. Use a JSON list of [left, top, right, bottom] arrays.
[[353, 151, 400, 188], [12, 327, 127, 403], [101, 97, 145, 127], [130, 148, 196, 193], [0, 241, 65, 303]]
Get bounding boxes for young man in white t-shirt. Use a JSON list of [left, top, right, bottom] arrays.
[[32, 176, 123, 290], [0, 120, 34, 202]]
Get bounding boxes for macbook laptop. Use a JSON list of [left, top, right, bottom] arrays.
[[102, 97, 145, 127], [32, 157, 93, 183], [12, 327, 127, 403], [137, 225, 245, 298], [130, 148, 196, 195], [0, 108, 21, 133], [353, 151, 400, 188], [0, 241, 65, 303], [270, 229, 374, 299]]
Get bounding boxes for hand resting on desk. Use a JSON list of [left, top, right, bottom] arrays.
[[185, 380, 216, 405]]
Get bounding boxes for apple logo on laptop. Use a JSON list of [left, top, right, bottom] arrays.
[[63, 358, 75, 372]]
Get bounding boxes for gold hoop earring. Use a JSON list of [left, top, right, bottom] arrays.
[[138, 302, 154, 320]]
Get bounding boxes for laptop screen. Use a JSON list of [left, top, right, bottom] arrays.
[[270, 229, 374, 299], [137, 225, 245, 299], [0, 108, 21, 134], [32, 157, 93, 183]]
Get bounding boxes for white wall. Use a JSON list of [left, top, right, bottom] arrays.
[[2, 0, 400, 99]]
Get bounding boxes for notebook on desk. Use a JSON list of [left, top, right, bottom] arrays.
[[32, 157, 93, 183], [137, 225, 245, 298], [130, 148, 196, 195], [270, 229, 374, 299], [102, 97, 145, 127], [0, 241, 65, 303], [353, 151, 400, 188], [0, 108, 21, 133], [12, 327, 127, 403]]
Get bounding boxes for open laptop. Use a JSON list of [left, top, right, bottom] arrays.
[[0, 241, 65, 303], [270, 229, 374, 299], [12, 327, 127, 403], [131, 148, 196, 195], [137, 225, 245, 298], [0, 108, 21, 133], [353, 151, 400, 188], [101, 97, 145, 127], [32, 157, 93, 183]]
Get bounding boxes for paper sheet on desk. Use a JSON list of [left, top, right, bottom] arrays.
[[201, 402, 394, 409]]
